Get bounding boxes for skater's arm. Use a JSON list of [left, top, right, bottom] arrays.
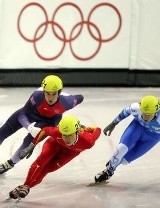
[[113, 106, 131, 124], [18, 91, 41, 129], [83, 127, 101, 147], [32, 127, 57, 145], [104, 102, 140, 136], [60, 92, 84, 110], [19, 127, 58, 159], [113, 102, 140, 124]]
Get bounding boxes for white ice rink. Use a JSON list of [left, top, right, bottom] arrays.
[[0, 87, 160, 208]]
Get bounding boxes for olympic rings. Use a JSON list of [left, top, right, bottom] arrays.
[[52, 2, 84, 42], [87, 3, 122, 42], [34, 21, 66, 61], [17, 2, 122, 61], [69, 21, 102, 61], [17, 3, 49, 42]]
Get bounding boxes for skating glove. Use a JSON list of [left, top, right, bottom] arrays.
[[85, 126, 96, 132], [19, 143, 35, 159], [27, 122, 41, 137], [103, 121, 117, 136]]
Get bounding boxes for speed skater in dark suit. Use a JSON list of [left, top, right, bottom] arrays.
[[95, 95, 160, 183], [9, 115, 101, 199], [0, 75, 84, 174]]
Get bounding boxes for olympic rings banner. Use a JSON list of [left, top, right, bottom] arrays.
[[0, 0, 160, 69], [0, 0, 131, 68]]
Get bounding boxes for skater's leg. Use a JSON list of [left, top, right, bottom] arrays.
[[95, 120, 142, 182], [124, 131, 160, 163], [0, 134, 33, 174], [24, 137, 61, 188]]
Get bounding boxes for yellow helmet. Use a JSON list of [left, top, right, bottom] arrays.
[[41, 75, 63, 92], [59, 116, 81, 135], [140, 95, 160, 114]]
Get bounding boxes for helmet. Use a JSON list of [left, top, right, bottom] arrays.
[[41, 75, 63, 92], [140, 95, 160, 114], [59, 116, 81, 135]]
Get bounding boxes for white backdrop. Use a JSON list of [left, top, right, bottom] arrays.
[[0, 0, 160, 69]]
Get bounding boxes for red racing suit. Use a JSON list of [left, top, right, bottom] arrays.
[[24, 126, 101, 188]]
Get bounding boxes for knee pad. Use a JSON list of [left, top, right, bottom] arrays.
[[121, 158, 129, 165]]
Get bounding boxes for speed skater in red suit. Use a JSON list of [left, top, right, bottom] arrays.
[[9, 115, 101, 199]]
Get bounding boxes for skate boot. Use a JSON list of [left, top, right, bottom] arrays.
[[0, 160, 14, 174], [95, 162, 114, 183], [9, 186, 21, 199], [18, 185, 30, 198]]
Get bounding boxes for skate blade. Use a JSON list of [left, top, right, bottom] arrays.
[[5, 197, 21, 203], [0, 172, 7, 176], [87, 181, 109, 187], [5, 197, 12, 202]]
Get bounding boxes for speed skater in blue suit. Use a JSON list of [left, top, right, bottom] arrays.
[[95, 95, 160, 183]]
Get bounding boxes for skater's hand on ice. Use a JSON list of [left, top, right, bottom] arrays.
[[19, 143, 35, 159], [103, 121, 116, 136], [27, 122, 41, 137]]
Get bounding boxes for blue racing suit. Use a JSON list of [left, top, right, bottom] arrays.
[[108, 102, 160, 172]]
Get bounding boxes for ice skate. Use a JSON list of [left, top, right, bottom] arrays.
[[9, 186, 22, 199], [9, 185, 30, 200], [0, 160, 14, 174], [18, 185, 30, 198], [95, 168, 113, 183]]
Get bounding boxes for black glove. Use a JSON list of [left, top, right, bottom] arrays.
[[103, 121, 117, 136], [19, 143, 35, 159]]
